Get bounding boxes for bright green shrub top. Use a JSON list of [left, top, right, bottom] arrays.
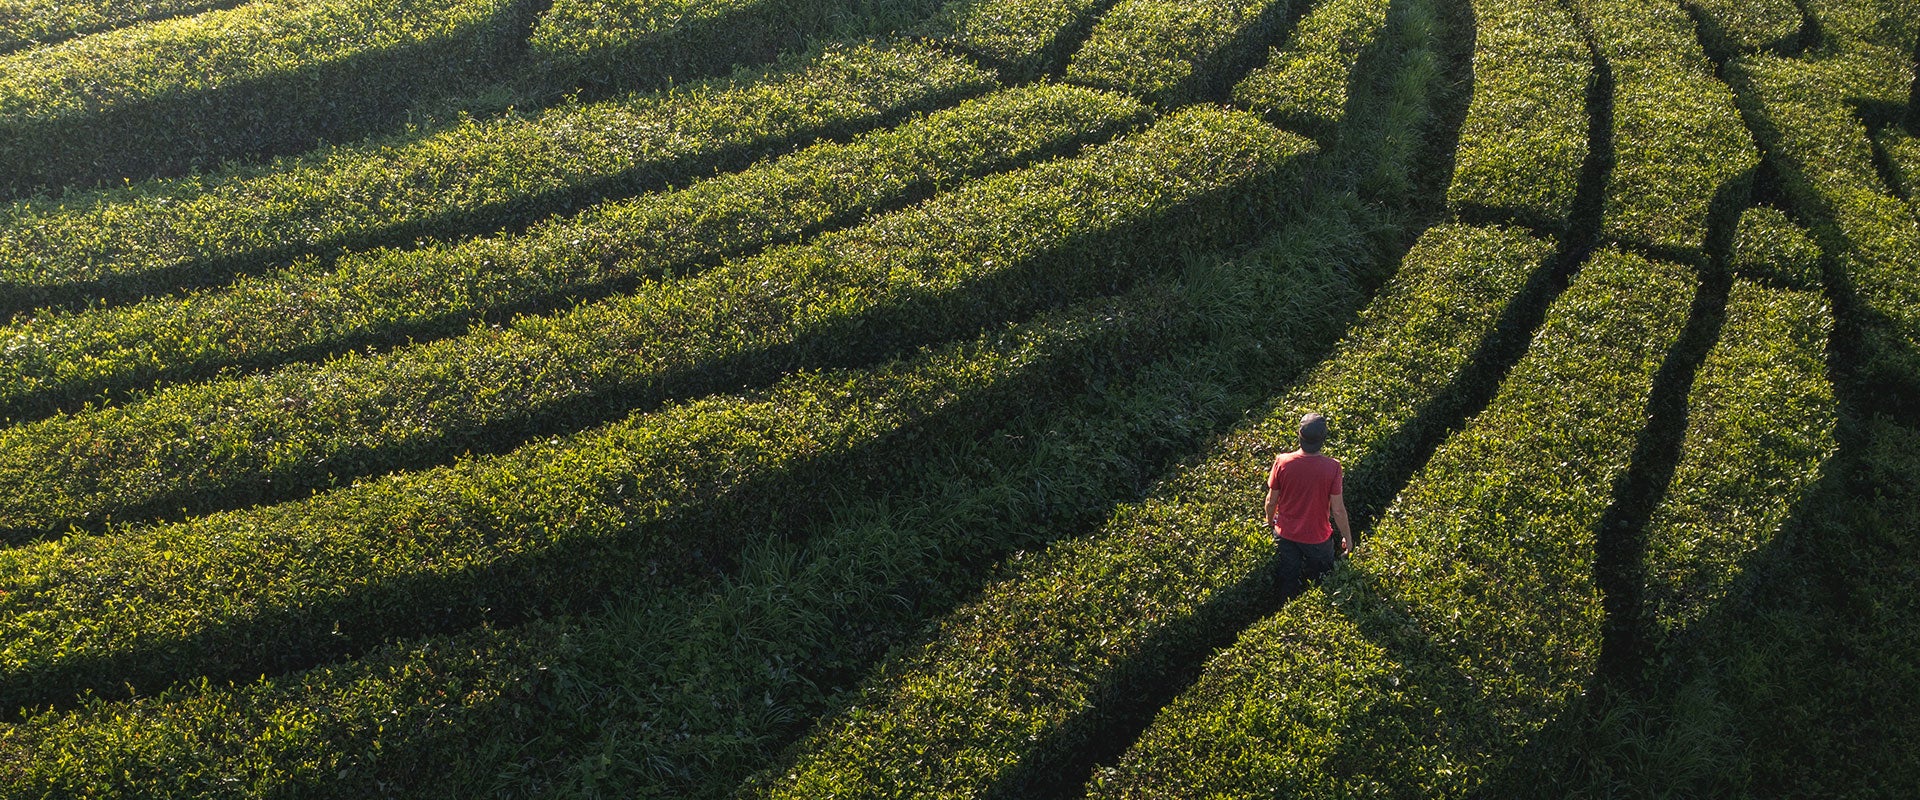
[[1800, 0, 1919, 49], [1446, 0, 1591, 230], [0, 41, 989, 314], [1095, 248, 1695, 796], [1687, 0, 1805, 52], [923, 0, 1105, 78], [1231, 0, 1390, 137], [0, 0, 505, 122], [0, 0, 527, 192], [0, 84, 1145, 421], [1642, 280, 1835, 642], [0, 294, 1118, 714], [1732, 206, 1823, 289], [1574, 0, 1757, 260], [1065, 0, 1297, 106], [1876, 126, 1920, 201], [0, 107, 1309, 539], [0, 297, 1151, 795], [529, 0, 941, 90], [752, 224, 1556, 798], [0, 0, 237, 51], [1732, 43, 1920, 403]]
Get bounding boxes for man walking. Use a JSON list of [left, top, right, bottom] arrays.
[[1266, 412, 1352, 597]]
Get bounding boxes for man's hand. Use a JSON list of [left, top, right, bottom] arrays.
[[1338, 533, 1353, 556]]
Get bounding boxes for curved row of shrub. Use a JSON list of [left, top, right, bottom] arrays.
[[0, 85, 1147, 422], [1231, 0, 1389, 138], [746, 223, 1558, 798], [920, 0, 1111, 80], [0, 0, 533, 196], [0, 109, 1312, 540], [1063, 0, 1299, 106], [1724, 39, 1919, 412], [1686, 0, 1806, 53], [0, 0, 240, 52], [1572, 0, 1756, 262], [1445, 0, 1591, 231], [0, 292, 1156, 795], [0, 197, 1372, 797], [1084, 248, 1697, 797], [1799, 0, 1918, 50], [1876, 126, 1920, 201], [1732, 206, 1823, 289], [0, 41, 991, 320], [0, 283, 1164, 716], [528, 0, 939, 93], [1641, 279, 1836, 643]]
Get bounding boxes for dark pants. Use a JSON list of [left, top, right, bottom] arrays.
[[1275, 535, 1337, 598]]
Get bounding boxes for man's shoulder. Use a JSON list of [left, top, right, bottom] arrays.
[[1277, 451, 1341, 470]]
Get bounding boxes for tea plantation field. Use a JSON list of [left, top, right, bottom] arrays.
[[0, 0, 1915, 795]]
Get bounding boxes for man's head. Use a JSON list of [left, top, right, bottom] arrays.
[[1299, 412, 1328, 454]]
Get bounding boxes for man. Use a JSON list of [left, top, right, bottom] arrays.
[[1265, 412, 1352, 597]]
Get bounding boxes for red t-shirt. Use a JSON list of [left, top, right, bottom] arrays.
[[1268, 451, 1343, 544]]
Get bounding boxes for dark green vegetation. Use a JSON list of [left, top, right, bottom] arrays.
[[0, 0, 1913, 795]]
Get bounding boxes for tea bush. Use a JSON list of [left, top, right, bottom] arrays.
[[0, 85, 1143, 421], [1729, 42, 1919, 411], [1087, 249, 1695, 796], [0, 0, 239, 51], [1641, 280, 1836, 642], [1445, 0, 1592, 231], [1065, 0, 1298, 106], [0, 296, 1139, 715], [752, 224, 1557, 798], [1231, 0, 1390, 139], [1731, 206, 1823, 289], [919, 0, 1109, 79], [1573, 0, 1757, 261], [1685, 0, 1806, 52], [529, 0, 940, 92], [0, 109, 1310, 539], [0, 0, 532, 195], [0, 41, 990, 319]]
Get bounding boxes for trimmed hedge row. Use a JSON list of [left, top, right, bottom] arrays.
[[0, 0, 1449, 783], [0, 85, 1146, 422], [0, 0, 239, 52], [1877, 126, 1920, 199], [0, 290, 1142, 717], [0, 42, 991, 320], [1800, 0, 1919, 50], [528, 0, 939, 93], [748, 224, 1558, 798], [0, 204, 1369, 798], [1685, 0, 1805, 53], [0, 108, 1312, 539], [1729, 44, 1920, 409], [0, 0, 531, 196], [1445, 0, 1592, 231], [1087, 249, 1696, 797], [1732, 206, 1823, 289], [1641, 279, 1835, 643], [1063, 0, 1298, 106], [1573, 0, 1757, 261], [920, 0, 1108, 80], [1230, 0, 1389, 139]]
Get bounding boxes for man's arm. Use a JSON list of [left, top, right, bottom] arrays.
[[1264, 487, 1281, 535], [1330, 493, 1353, 554]]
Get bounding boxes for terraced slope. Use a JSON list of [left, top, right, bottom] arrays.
[[0, 0, 1912, 795]]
